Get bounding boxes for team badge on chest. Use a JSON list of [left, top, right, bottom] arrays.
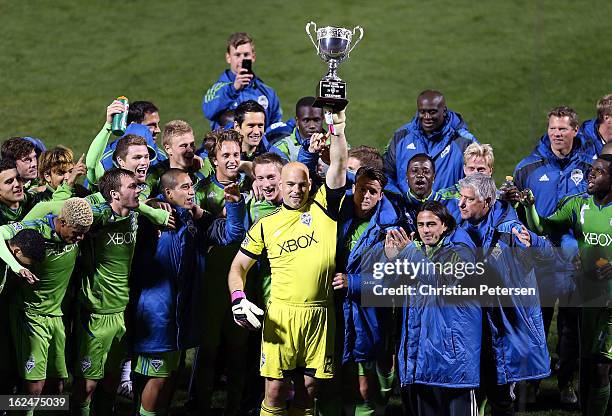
[[570, 169, 583, 186], [300, 212, 312, 227]]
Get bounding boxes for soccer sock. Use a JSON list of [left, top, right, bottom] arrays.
[[354, 400, 376, 416], [287, 405, 314, 416], [139, 404, 168, 416], [260, 401, 288, 415], [376, 365, 395, 403], [478, 397, 487, 416], [72, 400, 90, 416], [587, 384, 610, 416]]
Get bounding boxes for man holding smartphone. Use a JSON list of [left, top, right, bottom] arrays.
[[203, 32, 283, 131]]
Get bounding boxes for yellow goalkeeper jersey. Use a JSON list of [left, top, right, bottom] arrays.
[[240, 184, 344, 305]]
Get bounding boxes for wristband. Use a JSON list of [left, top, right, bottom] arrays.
[[231, 290, 246, 302]]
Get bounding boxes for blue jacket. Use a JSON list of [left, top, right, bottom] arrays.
[[130, 198, 245, 353], [397, 228, 482, 388], [514, 133, 596, 218], [385, 189, 461, 234], [513, 133, 594, 297], [460, 201, 552, 384], [265, 118, 296, 147], [101, 123, 166, 170], [579, 118, 605, 155], [383, 110, 477, 195], [270, 126, 308, 162], [202, 69, 282, 130], [339, 195, 403, 364]]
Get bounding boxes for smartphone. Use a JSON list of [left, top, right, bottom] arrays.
[[241, 59, 253, 74]]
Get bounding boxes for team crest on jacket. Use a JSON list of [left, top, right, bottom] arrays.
[[570, 169, 583, 186], [440, 145, 451, 159], [257, 95, 269, 110], [151, 359, 164, 372], [25, 356, 35, 373], [300, 212, 312, 227]]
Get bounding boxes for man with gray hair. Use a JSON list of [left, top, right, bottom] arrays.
[[457, 173, 552, 415]]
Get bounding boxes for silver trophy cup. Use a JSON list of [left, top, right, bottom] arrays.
[[306, 22, 364, 111]]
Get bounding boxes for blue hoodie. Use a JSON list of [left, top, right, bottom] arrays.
[[460, 201, 552, 384], [513, 133, 595, 297], [130, 197, 245, 353], [202, 69, 282, 131], [514, 133, 597, 218], [383, 110, 477, 195], [338, 195, 403, 364], [100, 123, 166, 170], [385, 189, 461, 234], [579, 118, 605, 154], [398, 227, 482, 388]]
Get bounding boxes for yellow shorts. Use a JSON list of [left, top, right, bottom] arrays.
[[260, 300, 335, 379]]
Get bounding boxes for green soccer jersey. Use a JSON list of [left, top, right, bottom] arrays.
[[248, 198, 279, 224], [79, 202, 139, 313], [0, 192, 37, 226], [346, 219, 370, 253], [197, 175, 248, 305], [0, 216, 78, 315], [543, 194, 612, 274], [540, 193, 612, 304], [246, 196, 281, 306], [195, 174, 248, 216]]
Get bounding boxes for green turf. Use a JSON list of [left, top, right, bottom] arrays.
[[1, 1, 610, 414], [1, 1, 610, 182]]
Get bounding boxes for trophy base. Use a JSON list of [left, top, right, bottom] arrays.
[[314, 80, 348, 111]]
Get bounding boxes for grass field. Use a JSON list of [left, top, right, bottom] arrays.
[[1, 1, 611, 181], [1, 1, 611, 415]]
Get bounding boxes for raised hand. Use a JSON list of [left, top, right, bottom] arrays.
[[106, 100, 126, 124], [384, 227, 412, 259], [66, 154, 86, 186], [224, 183, 241, 203], [332, 273, 347, 290]]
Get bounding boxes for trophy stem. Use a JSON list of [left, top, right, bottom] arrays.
[[323, 60, 341, 81]]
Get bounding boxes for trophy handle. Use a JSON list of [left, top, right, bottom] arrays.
[[305, 21, 319, 54], [348, 26, 364, 55]]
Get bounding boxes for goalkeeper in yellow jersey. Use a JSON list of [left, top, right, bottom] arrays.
[[228, 109, 348, 416]]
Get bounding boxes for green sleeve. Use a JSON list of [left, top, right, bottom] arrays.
[[543, 198, 576, 230], [51, 182, 74, 201], [145, 168, 161, 196], [525, 203, 544, 234], [86, 122, 113, 186], [23, 201, 64, 220], [200, 157, 215, 178], [137, 203, 170, 226], [526, 197, 575, 235], [0, 225, 25, 273]]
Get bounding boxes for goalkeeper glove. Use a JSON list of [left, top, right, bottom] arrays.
[[231, 290, 264, 330]]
